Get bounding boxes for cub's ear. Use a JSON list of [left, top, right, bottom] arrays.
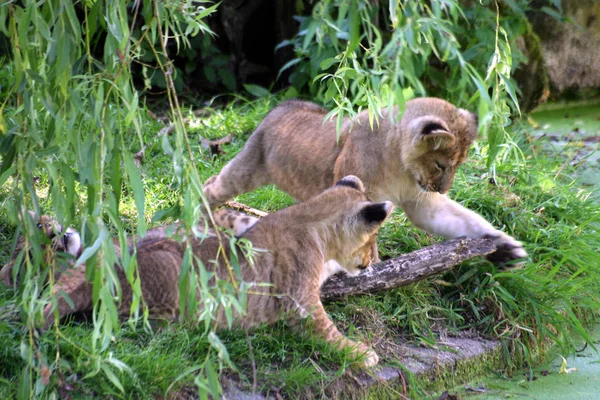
[[411, 116, 455, 150], [458, 108, 479, 140], [469, 110, 478, 129], [335, 175, 365, 193], [360, 201, 394, 225], [458, 108, 478, 127]]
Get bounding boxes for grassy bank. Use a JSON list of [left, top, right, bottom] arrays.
[[1, 97, 599, 398]]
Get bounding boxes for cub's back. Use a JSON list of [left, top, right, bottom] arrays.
[[256, 100, 346, 200]]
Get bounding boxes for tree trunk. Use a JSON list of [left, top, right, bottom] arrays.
[[320, 237, 496, 300]]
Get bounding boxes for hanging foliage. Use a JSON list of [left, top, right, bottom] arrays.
[[0, 1, 242, 398]]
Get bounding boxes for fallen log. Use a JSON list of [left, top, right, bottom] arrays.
[[320, 237, 496, 300]]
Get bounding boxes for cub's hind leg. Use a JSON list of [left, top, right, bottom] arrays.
[[203, 131, 271, 208], [287, 292, 379, 368], [213, 209, 259, 236], [42, 266, 92, 329]]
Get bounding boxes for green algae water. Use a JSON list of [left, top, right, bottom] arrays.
[[453, 328, 600, 399], [530, 101, 600, 199]]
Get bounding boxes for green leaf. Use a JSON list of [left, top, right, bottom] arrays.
[[208, 332, 233, 368], [243, 84, 270, 98], [348, 0, 360, 53], [0, 164, 15, 187], [64, 1, 82, 38], [278, 58, 302, 79], [500, 74, 521, 115], [319, 57, 339, 70], [337, 67, 358, 79], [454, 267, 478, 286], [123, 152, 147, 236], [19, 342, 32, 362], [33, 11, 53, 42], [58, 289, 76, 311], [151, 204, 181, 224], [110, 152, 122, 210], [204, 360, 222, 398], [76, 226, 107, 267], [178, 249, 192, 318], [196, 3, 220, 22], [301, 21, 318, 51], [336, 110, 344, 139], [100, 364, 124, 393], [541, 6, 564, 21], [17, 366, 30, 400]]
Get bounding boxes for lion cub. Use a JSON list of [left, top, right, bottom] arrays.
[[0, 213, 82, 287], [6, 177, 390, 367], [1, 209, 257, 294], [203, 98, 527, 266]]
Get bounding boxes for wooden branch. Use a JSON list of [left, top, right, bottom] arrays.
[[225, 201, 269, 218], [320, 237, 496, 300]]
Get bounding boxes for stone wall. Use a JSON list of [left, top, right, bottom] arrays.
[[529, 0, 600, 95]]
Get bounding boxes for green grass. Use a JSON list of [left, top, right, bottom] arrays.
[[1, 97, 600, 398]]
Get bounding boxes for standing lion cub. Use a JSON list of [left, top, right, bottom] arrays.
[[4, 176, 390, 367], [203, 98, 527, 266]]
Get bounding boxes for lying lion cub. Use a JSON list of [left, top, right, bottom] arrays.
[[203, 98, 527, 266], [3, 176, 390, 367], [0, 209, 258, 288]]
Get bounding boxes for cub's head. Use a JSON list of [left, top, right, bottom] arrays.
[[0, 213, 82, 287], [306, 175, 394, 275], [399, 98, 478, 194]]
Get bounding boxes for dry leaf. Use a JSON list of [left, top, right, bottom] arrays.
[[559, 355, 577, 374]]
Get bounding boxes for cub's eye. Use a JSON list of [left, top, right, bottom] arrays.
[[435, 161, 446, 171], [37, 223, 43, 229]]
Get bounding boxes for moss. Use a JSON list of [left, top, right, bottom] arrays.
[[419, 347, 504, 394], [514, 19, 550, 112]]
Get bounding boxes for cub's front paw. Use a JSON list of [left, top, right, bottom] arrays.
[[354, 343, 379, 368], [485, 232, 528, 269], [362, 349, 380, 368]]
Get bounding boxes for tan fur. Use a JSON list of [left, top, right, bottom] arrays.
[[203, 98, 527, 266], [0, 206, 260, 288], [7, 178, 391, 367]]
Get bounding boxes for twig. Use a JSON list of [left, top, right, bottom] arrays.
[[224, 201, 269, 218]]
